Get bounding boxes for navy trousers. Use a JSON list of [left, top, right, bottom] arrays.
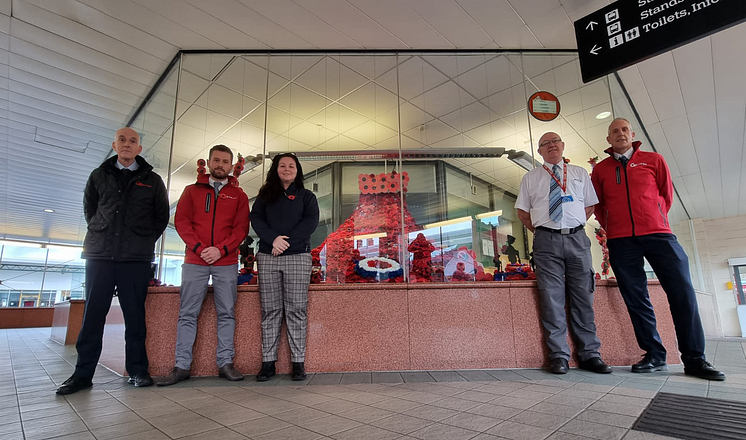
[[74, 259, 151, 379], [607, 233, 705, 364]]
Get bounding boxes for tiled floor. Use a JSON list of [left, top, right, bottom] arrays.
[[2, 328, 746, 440]]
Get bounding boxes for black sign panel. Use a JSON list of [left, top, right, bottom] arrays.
[[575, 0, 746, 83]]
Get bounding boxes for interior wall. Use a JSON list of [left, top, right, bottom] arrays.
[[677, 216, 746, 337]]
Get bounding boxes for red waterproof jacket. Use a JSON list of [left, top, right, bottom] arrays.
[[174, 174, 250, 266], [591, 141, 673, 239]]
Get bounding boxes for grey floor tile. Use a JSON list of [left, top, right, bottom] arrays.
[[466, 402, 523, 420], [486, 370, 533, 381], [274, 406, 329, 425], [399, 391, 445, 404], [310, 398, 365, 415], [545, 432, 595, 439], [0, 422, 22, 436], [508, 410, 571, 430], [707, 391, 746, 402], [587, 401, 645, 417], [370, 413, 434, 434], [372, 372, 404, 383], [430, 396, 482, 411], [337, 405, 395, 423], [160, 417, 223, 439], [339, 372, 371, 385], [598, 393, 651, 407], [441, 412, 502, 432], [575, 409, 638, 429], [370, 397, 424, 413], [410, 422, 480, 440], [194, 403, 266, 425], [340, 391, 389, 405], [253, 425, 325, 440], [429, 371, 468, 382], [23, 420, 90, 440], [331, 424, 402, 440], [457, 370, 499, 382], [560, 419, 627, 439], [81, 410, 145, 429], [402, 404, 459, 422], [401, 372, 435, 383], [230, 416, 292, 438], [307, 373, 343, 386], [486, 420, 554, 440], [455, 389, 503, 403], [489, 395, 544, 410], [295, 414, 362, 436], [178, 427, 250, 439]]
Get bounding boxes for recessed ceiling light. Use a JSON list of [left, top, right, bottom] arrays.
[[596, 111, 611, 120], [43, 209, 55, 213]]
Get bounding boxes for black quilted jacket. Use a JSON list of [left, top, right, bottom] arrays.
[[82, 155, 169, 261]]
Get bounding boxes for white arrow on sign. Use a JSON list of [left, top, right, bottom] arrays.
[[586, 21, 598, 31], [590, 45, 602, 55]]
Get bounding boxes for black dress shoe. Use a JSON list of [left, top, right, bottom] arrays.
[[56, 376, 93, 395], [156, 367, 190, 386], [684, 359, 726, 381], [132, 373, 154, 387], [256, 361, 276, 382], [579, 357, 612, 374], [292, 362, 307, 381], [549, 358, 569, 374], [218, 363, 244, 381], [632, 354, 668, 373]]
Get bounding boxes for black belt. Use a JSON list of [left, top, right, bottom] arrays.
[[536, 225, 585, 235]]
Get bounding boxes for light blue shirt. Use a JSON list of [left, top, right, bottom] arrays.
[[115, 159, 139, 171]]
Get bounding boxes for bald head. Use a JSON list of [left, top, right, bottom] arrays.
[[115, 127, 140, 143], [112, 127, 142, 167]]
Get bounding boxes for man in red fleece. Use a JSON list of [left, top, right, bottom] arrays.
[[591, 118, 724, 381], [158, 144, 249, 385]]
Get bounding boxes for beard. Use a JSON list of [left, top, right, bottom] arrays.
[[210, 167, 229, 179]]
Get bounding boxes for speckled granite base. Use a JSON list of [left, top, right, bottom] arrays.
[[99, 280, 679, 376]]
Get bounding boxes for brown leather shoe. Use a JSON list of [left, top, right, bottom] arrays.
[[218, 363, 244, 381], [156, 367, 190, 386]]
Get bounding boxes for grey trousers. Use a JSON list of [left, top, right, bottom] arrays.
[[175, 263, 237, 370], [533, 229, 601, 362], [257, 252, 312, 363]]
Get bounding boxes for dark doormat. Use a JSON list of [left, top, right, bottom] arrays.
[[632, 392, 746, 440]]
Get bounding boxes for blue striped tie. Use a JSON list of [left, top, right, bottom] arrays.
[[549, 164, 563, 223]]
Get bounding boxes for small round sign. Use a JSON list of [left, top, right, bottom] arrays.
[[528, 91, 560, 122]]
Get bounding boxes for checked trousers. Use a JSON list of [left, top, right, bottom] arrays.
[[256, 252, 313, 362]]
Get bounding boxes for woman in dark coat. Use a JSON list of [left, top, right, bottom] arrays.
[[250, 153, 319, 381]]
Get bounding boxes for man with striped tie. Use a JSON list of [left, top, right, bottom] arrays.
[[515, 132, 611, 375]]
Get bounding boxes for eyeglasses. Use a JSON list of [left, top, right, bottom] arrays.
[[539, 138, 563, 148]]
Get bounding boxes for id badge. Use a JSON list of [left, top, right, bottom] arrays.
[[561, 195, 574, 203]]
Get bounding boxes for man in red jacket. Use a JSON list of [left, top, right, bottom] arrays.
[[157, 145, 250, 385], [591, 118, 724, 381]]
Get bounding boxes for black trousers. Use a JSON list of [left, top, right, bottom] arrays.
[[74, 259, 151, 379], [607, 233, 705, 364]]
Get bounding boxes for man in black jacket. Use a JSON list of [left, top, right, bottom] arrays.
[[57, 127, 169, 395]]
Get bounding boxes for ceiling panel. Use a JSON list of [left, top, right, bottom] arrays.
[[456, 0, 541, 48]]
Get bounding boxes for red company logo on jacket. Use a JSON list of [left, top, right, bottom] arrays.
[[135, 181, 152, 187]]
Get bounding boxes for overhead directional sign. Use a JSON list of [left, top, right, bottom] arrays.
[[574, 0, 746, 83]]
